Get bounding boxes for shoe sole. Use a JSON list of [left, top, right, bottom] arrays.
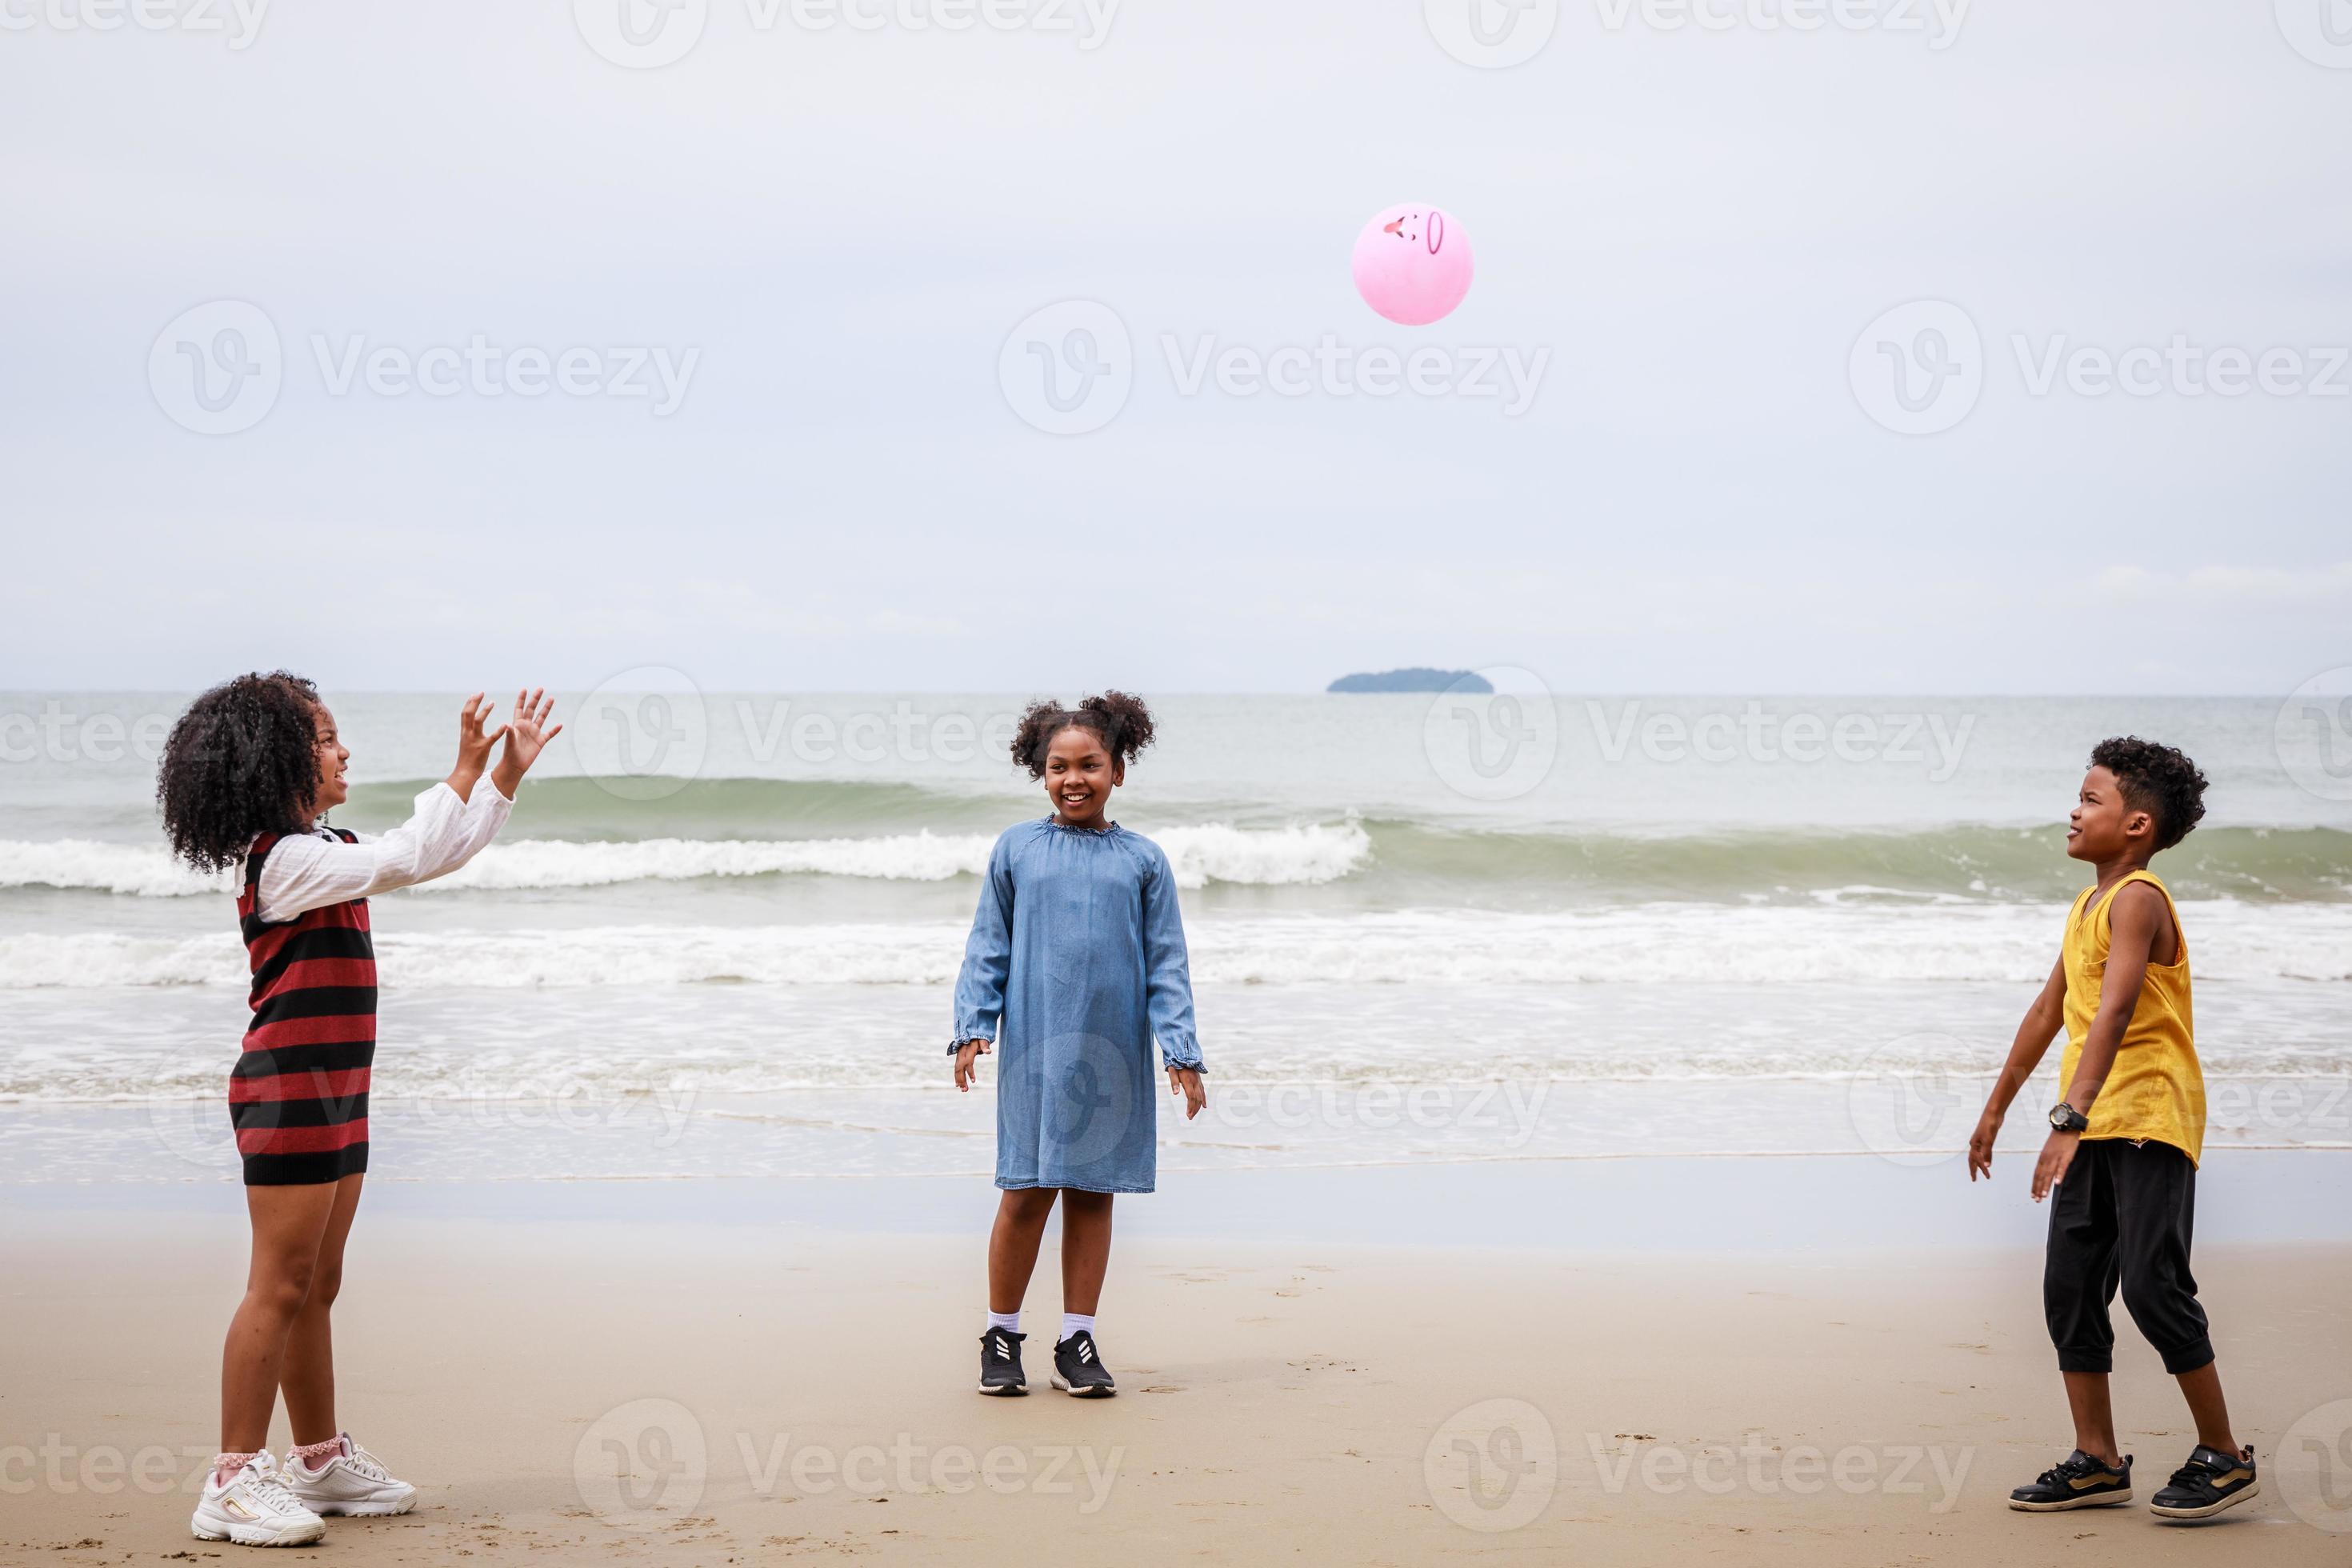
[[193, 1519, 326, 1547], [975, 1382, 1028, 1396], [1048, 1372, 1115, 1398], [2152, 1480, 2260, 1521], [309, 1494, 417, 1518], [2008, 1490, 2131, 1511]]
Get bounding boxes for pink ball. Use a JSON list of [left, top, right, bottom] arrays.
[[1352, 203, 1474, 326]]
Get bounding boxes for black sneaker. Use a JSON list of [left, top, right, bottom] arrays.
[[2009, 1450, 2133, 1510], [977, 1328, 1027, 1396], [1050, 1330, 1116, 1397], [2150, 1446, 2259, 1521]]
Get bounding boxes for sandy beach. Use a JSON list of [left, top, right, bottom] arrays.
[[6, 1164, 2350, 1566]]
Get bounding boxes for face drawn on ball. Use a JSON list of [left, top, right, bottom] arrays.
[[1381, 209, 1451, 256]]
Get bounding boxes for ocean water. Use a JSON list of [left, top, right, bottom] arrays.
[[2, 690, 2347, 1185]]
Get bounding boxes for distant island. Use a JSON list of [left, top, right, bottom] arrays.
[[1326, 668, 1491, 694]]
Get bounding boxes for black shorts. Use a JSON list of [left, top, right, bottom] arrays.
[[2043, 1137, 2214, 1376]]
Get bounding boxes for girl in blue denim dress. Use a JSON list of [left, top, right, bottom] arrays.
[[951, 691, 1206, 1398]]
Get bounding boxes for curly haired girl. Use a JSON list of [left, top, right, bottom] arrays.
[[951, 691, 1206, 1398], [157, 675, 558, 1546]]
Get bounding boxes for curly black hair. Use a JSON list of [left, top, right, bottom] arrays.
[[2089, 735, 2208, 853], [1010, 691, 1156, 778], [157, 672, 325, 872]]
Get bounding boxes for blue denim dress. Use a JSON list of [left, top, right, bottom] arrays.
[[951, 818, 1204, 1194]]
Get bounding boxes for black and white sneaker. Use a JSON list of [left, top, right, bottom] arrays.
[[1050, 1330, 1116, 1397], [2150, 1446, 2259, 1521], [2008, 1450, 2133, 1510], [978, 1328, 1027, 1396]]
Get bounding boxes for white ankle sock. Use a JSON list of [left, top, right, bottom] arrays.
[[1060, 1312, 1096, 1342], [986, 1309, 1022, 1334]]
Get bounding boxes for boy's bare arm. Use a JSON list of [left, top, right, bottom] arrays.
[[2029, 884, 2162, 1201], [1967, 955, 2067, 1181]]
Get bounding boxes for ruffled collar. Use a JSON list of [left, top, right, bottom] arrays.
[[1041, 814, 1122, 838]]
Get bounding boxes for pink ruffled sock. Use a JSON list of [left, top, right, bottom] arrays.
[[289, 1435, 346, 1470]]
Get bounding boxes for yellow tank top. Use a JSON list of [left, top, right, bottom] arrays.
[[2059, 869, 2203, 1165]]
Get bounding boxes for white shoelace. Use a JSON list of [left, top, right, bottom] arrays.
[[338, 1444, 392, 1484], [238, 1465, 310, 1516]]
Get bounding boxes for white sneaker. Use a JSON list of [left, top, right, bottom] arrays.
[[283, 1433, 417, 1518], [190, 1452, 326, 1547]]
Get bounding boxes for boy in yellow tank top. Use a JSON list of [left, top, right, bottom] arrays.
[[1966, 737, 2259, 1522]]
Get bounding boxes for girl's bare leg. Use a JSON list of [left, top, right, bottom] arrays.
[[988, 1188, 1060, 1314], [1058, 1190, 1114, 1317], [279, 1174, 364, 1447], [219, 1182, 339, 1454]]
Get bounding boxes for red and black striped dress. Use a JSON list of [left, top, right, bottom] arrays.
[[233, 829, 378, 1186]]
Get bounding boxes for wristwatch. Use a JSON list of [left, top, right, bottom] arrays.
[[2048, 1102, 2090, 1134]]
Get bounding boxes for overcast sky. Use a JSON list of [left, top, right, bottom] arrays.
[[2, 0, 2346, 694]]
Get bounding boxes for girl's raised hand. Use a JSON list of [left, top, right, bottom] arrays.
[[492, 688, 562, 798], [1166, 1066, 1206, 1120], [449, 693, 504, 794]]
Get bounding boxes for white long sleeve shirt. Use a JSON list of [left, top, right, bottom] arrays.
[[254, 781, 513, 923]]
